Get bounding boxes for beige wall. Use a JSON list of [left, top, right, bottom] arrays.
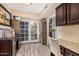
[[11, 20, 20, 34], [47, 15, 61, 55], [57, 24, 79, 54]]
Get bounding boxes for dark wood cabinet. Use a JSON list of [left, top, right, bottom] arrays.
[[65, 49, 78, 56], [56, 3, 79, 26], [0, 40, 12, 56], [69, 3, 79, 24], [60, 45, 79, 56], [50, 52, 55, 56], [60, 45, 65, 55], [56, 3, 67, 26]]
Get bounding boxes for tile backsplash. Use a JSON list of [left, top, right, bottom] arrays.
[[57, 24, 79, 44]]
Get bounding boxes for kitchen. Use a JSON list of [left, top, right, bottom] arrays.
[[0, 3, 79, 56]]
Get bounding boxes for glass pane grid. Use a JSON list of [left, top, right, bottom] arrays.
[[19, 21, 29, 41]]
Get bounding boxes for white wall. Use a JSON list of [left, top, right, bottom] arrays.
[[40, 3, 60, 19], [47, 15, 61, 56]]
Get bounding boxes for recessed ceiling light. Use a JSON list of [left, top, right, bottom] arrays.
[[25, 3, 32, 6]]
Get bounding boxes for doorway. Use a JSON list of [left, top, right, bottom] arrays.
[[19, 20, 39, 43], [41, 19, 47, 45]]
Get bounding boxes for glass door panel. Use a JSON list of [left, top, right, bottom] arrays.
[[30, 21, 38, 41], [19, 20, 39, 43], [20, 21, 29, 42]]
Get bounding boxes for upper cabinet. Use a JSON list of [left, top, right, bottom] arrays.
[[68, 3, 79, 24], [56, 3, 79, 26], [56, 3, 67, 26]]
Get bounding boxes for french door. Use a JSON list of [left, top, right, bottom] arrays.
[[19, 20, 39, 43]]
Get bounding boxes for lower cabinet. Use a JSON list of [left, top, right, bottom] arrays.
[[65, 49, 78, 56], [60, 46, 65, 55], [0, 40, 12, 56], [50, 52, 55, 56], [16, 40, 19, 51], [60, 45, 79, 56], [15, 34, 20, 52]]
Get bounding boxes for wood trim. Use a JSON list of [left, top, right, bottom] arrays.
[[0, 4, 11, 15]]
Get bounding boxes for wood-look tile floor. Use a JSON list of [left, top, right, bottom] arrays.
[[16, 43, 50, 56]]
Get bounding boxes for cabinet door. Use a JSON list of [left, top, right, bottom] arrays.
[[60, 45, 65, 55], [0, 40, 12, 56], [56, 4, 67, 26], [69, 3, 79, 24]]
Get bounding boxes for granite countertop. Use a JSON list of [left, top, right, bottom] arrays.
[[58, 39, 79, 54]]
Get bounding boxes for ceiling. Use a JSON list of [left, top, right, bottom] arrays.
[[5, 3, 48, 14], [2, 3, 60, 20]]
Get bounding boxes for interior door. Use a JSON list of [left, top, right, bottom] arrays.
[[41, 19, 47, 45], [30, 21, 39, 42]]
